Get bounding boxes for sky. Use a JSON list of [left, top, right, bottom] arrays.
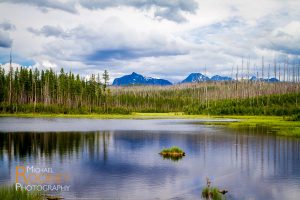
[[0, 0, 300, 83]]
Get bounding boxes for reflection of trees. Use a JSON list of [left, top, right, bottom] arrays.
[[0, 131, 111, 162], [1, 127, 299, 178], [160, 155, 183, 162], [222, 126, 300, 177], [85, 132, 110, 162]]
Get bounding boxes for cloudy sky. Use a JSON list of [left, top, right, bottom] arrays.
[[0, 0, 299, 82]]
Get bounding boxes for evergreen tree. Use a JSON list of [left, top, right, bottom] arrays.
[[102, 70, 109, 91]]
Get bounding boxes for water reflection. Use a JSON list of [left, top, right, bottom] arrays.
[[160, 155, 184, 162], [0, 123, 299, 199], [0, 132, 110, 161]]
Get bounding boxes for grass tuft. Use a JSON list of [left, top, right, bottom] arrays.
[[160, 146, 184, 154], [201, 187, 225, 200], [201, 178, 227, 200]]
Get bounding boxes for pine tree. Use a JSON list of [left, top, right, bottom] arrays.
[[102, 70, 109, 91]]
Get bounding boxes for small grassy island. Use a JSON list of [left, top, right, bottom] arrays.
[[159, 146, 185, 159]]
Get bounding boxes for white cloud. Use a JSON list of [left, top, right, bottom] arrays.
[[0, 0, 299, 82], [33, 60, 58, 70], [0, 62, 22, 73]]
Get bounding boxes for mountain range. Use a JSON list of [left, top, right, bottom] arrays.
[[249, 76, 279, 82], [112, 72, 172, 86], [112, 72, 279, 86]]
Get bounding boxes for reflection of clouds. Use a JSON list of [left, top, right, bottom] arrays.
[[0, 123, 300, 199], [0, 164, 10, 184], [207, 127, 300, 200], [70, 131, 187, 199], [217, 172, 300, 200], [0, 118, 213, 132], [71, 159, 180, 199], [79, 128, 300, 199]]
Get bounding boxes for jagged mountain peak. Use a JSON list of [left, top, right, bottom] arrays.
[[112, 72, 172, 86], [181, 73, 209, 83]]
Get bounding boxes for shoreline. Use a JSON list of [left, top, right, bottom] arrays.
[[0, 112, 212, 119], [1, 113, 299, 137]]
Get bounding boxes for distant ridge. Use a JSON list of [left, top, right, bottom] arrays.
[[112, 72, 172, 86], [181, 73, 232, 83], [250, 76, 279, 82], [210, 75, 233, 81], [181, 73, 279, 83], [112, 72, 280, 86]]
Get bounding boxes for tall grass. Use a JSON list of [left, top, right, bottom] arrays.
[[0, 185, 43, 200]]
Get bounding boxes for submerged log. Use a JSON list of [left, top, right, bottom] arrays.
[[219, 190, 228, 195]]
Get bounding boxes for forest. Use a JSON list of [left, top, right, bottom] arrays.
[[0, 63, 299, 116]]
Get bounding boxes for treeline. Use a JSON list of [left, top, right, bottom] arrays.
[[0, 66, 124, 114], [0, 66, 300, 115]]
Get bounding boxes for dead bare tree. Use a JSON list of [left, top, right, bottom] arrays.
[[231, 65, 234, 82], [278, 63, 281, 82], [247, 56, 250, 98], [204, 65, 208, 110], [268, 64, 270, 83], [236, 64, 239, 99], [283, 58, 286, 82], [241, 57, 245, 98], [274, 58, 277, 80], [287, 59, 290, 82], [297, 61, 300, 83], [247, 56, 250, 81], [241, 57, 244, 81], [274, 58, 277, 91], [262, 56, 264, 81], [8, 48, 12, 105], [293, 61, 295, 83]]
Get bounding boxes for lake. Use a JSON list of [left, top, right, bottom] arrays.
[[0, 117, 300, 199]]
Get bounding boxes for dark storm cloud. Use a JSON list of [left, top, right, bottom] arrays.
[[0, 21, 16, 31], [27, 25, 65, 37], [80, 0, 197, 12], [27, 23, 189, 62], [266, 43, 300, 56], [154, 7, 187, 22], [0, 31, 12, 48], [1, 0, 198, 22], [80, 0, 198, 22], [86, 47, 187, 62], [262, 31, 300, 56], [0, 0, 77, 13]]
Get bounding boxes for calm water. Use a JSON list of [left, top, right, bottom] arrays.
[[0, 117, 300, 200]]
